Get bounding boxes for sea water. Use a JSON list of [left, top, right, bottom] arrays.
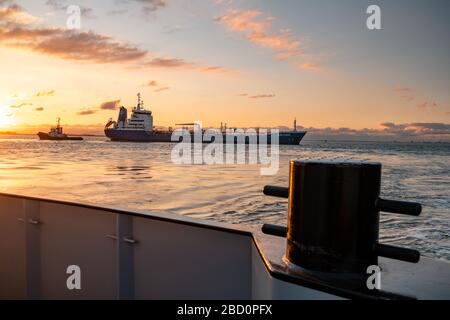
[[0, 135, 448, 261]]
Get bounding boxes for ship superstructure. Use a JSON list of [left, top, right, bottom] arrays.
[[106, 93, 153, 131]]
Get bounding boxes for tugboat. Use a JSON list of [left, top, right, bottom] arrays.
[[105, 93, 307, 144], [37, 118, 83, 141]]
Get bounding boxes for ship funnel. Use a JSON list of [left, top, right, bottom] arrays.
[[118, 106, 127, 126], [262, 160, 421, 276]]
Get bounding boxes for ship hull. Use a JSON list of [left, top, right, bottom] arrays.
[[38, 132, 83, 141], [104, 129, 306, 145]]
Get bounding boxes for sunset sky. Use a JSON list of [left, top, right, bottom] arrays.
[[0, 0, 449, 139]]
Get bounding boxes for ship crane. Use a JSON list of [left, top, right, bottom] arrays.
[[175, 123, 202, 132]]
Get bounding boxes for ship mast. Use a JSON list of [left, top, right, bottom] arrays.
[[137, 92, 142, 110], [56, 117, 62, 134]]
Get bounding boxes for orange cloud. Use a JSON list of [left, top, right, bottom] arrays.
[[217, 9, 320, 70], [146, 57, 193, 68], [300, 122, 450, 140], [0, 4, 38, 24], [393, 85, 440, 111], [200, 66, 229, 74], [143, 57, 232, 75], [0, 23, 147, 63], [380, 122, 450, 136], [394, 85, 415, 101], [35, 90, 55, 97], [250, 94, 275, 99], [154, 86, 169, 92], [0, 4, 227, 74], [298, 62, 321, 71], [9, 102, 32, 108], [239, 93, 275, 99], [37, 31, 148, 63], [394, 85, 411, 92], [77, 109, 97, 115], [217, 10, 270, 34], [147, 80, 169, 92], [100, 100, 121, 110], [217, 10, 300, 58], [138, 0, 168, 15], [417, 101, 438, 109]]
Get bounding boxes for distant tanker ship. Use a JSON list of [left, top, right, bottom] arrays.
[[104, 94, 307, 145]]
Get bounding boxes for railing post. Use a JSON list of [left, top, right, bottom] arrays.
[[116, 214, 135, 299], [23, 199, 41, 299]]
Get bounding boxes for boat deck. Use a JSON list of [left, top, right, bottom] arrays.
[[0, 193, 448, 299]]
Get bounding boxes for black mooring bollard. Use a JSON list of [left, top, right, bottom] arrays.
[[286, 160, 381, 274], [263, 159, 421, 276]]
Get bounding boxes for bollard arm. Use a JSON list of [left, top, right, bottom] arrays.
[[261, 224, 287, 238], [263, 185, 289, 198], [376, 198, 422, 216]]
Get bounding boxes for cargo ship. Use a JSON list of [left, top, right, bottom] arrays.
[[38, 118, 83, 141], [104, 94, 307, 144]]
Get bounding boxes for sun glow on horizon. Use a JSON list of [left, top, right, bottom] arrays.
[[0, 105, 15, 128]]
